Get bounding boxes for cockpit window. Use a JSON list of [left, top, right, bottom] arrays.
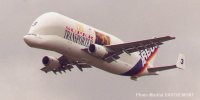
[[27, 33, 37, 36], [32, 21, 38, 26]]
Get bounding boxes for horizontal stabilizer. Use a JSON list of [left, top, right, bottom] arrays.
[[148, 54, 185, 72]]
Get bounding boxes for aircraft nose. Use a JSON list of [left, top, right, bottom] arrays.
[[24, 35, 32, 45], [23, 35, 31, 45], [23, 34, 39, 47]]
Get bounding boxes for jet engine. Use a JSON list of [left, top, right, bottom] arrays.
[[42, 56, 60, 70], [88, 44, 109, 58]]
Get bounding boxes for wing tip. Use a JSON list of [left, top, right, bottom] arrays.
[[171, 36, 176, 39], [166, 36, 176, 39]]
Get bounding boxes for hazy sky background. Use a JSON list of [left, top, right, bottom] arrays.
[[0, 0, 199, 100]]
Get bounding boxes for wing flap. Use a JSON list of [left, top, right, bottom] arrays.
[[125, 42, 163, 53]]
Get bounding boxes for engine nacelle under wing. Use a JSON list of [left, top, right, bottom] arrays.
[[88, 44, 110, 58], [42, 56, 60, 70]]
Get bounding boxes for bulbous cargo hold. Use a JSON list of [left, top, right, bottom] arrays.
[[28, 12, 67, 37]]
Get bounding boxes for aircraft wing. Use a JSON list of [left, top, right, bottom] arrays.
[[83, 36, 175, 62], [105, 36, 175, 54], [41, 55, 92, 74]]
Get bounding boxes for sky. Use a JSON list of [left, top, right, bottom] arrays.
[[0, 0, 199, 100]]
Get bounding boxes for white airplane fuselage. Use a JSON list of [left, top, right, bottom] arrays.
[[24, 12, 163, 79]]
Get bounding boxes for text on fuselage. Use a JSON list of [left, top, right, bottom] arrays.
[[139, 46, 158, 66], [64, 26, 94, 47]]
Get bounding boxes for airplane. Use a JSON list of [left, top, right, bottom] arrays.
[[23, 12, 185, 80]]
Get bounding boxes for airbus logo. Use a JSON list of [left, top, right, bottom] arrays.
[[139, 46, 158, 66]]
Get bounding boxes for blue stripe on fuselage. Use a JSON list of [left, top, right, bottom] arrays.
[[121, 60, 143, 76]]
